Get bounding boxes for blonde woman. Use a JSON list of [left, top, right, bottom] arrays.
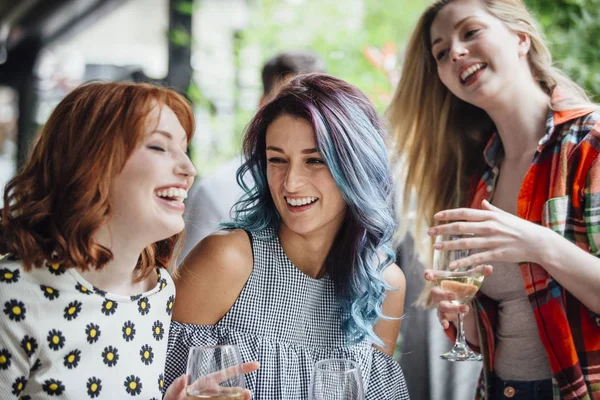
[[389, 0, 600, 398]]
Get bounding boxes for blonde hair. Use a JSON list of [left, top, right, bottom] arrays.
[[388, 0, 594, 264]]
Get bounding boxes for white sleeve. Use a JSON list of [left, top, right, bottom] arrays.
[[0, 265, 35, 398]]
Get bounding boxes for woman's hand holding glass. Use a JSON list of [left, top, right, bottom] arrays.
[[430, 200, 549, 268], [425, 233, 491, 361], [164, 362, 259, 400], [425, 199, 545, 332], [163, 345, 259, 400], [425, 267, 492, 331]]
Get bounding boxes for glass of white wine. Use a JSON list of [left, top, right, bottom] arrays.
[[185, 345, 246, 399], [433, 234, 485, 362], [309, 359, 365, 400]]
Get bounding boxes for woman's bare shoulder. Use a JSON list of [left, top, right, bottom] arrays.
[[172, 229, 253, 324]]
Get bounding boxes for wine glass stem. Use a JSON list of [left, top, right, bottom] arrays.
[[456, 312, 467, 347]]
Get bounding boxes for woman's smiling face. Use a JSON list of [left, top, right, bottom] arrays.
[[265, 114, 346, 237], [109, 105, 196, 245], [430, 0, 530, 107]]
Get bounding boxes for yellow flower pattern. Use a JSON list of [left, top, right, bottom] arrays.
[[0, 261, 174, 398]]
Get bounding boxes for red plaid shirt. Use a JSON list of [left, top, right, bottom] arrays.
[[446, 90, 600, 400]]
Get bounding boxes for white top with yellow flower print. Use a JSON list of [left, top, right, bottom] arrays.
[[0, 257, 176, 399]]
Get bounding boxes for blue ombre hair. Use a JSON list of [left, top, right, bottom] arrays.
[[226, 73, 397, 346]]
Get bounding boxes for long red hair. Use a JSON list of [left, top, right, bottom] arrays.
[[0, 82, 194, 280]]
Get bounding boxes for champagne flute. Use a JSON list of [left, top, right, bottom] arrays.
[[185, 345, 246, 399], [309, 359, 365, 400], [433, 234, 485, 362]]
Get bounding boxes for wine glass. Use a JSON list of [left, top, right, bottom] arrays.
[[185, 345, 246, 399], [309, 359, 365, 400], [432, 234, 485, 362]]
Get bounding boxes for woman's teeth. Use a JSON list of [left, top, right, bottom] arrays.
[[156, 187, 188, 201], [286, 196, 318, 207], [460, 63, 486, 82]]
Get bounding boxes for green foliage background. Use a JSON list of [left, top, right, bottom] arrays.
[[233, 0, 600, 145], [186, 0, 600, 170], [525, 0, 600, 100], [232, 0, 428, 144]]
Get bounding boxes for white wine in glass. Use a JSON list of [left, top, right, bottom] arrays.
[[186, 345, 246, 399], [433, 234, 485, 362], [434, 269, 484, 304]]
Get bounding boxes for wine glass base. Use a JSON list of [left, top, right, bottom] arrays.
[[440, 346, 482, 362]]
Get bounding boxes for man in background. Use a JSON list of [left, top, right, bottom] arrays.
[[180, 51, 326, 259]]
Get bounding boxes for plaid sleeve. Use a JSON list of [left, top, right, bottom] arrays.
[[583, 134, 600, 323], [584, 156, 600, 256]]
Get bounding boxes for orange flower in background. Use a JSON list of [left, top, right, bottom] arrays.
[[363, 42, 398, 74], [363, 42, 400, 105]]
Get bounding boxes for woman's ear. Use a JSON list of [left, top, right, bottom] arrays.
[[517, 32, 531, 56]]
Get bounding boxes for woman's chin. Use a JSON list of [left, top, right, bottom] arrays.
[[152, 220, 185, 243]]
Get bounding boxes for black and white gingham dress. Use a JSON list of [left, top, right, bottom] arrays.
[[165, 228, 410, 399]]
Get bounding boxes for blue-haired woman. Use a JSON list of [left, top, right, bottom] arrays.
[[164, 74, 409, 399]]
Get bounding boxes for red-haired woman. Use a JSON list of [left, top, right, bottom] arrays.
[[0, 82, 256, 399]]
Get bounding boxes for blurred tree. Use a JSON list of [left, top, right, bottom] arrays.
[[188, 0, 600, 171], [526, 0, 600, 99], [234, 0, 428, 143]]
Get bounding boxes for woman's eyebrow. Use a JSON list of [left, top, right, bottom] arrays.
[[431, 16, 479, 47]]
